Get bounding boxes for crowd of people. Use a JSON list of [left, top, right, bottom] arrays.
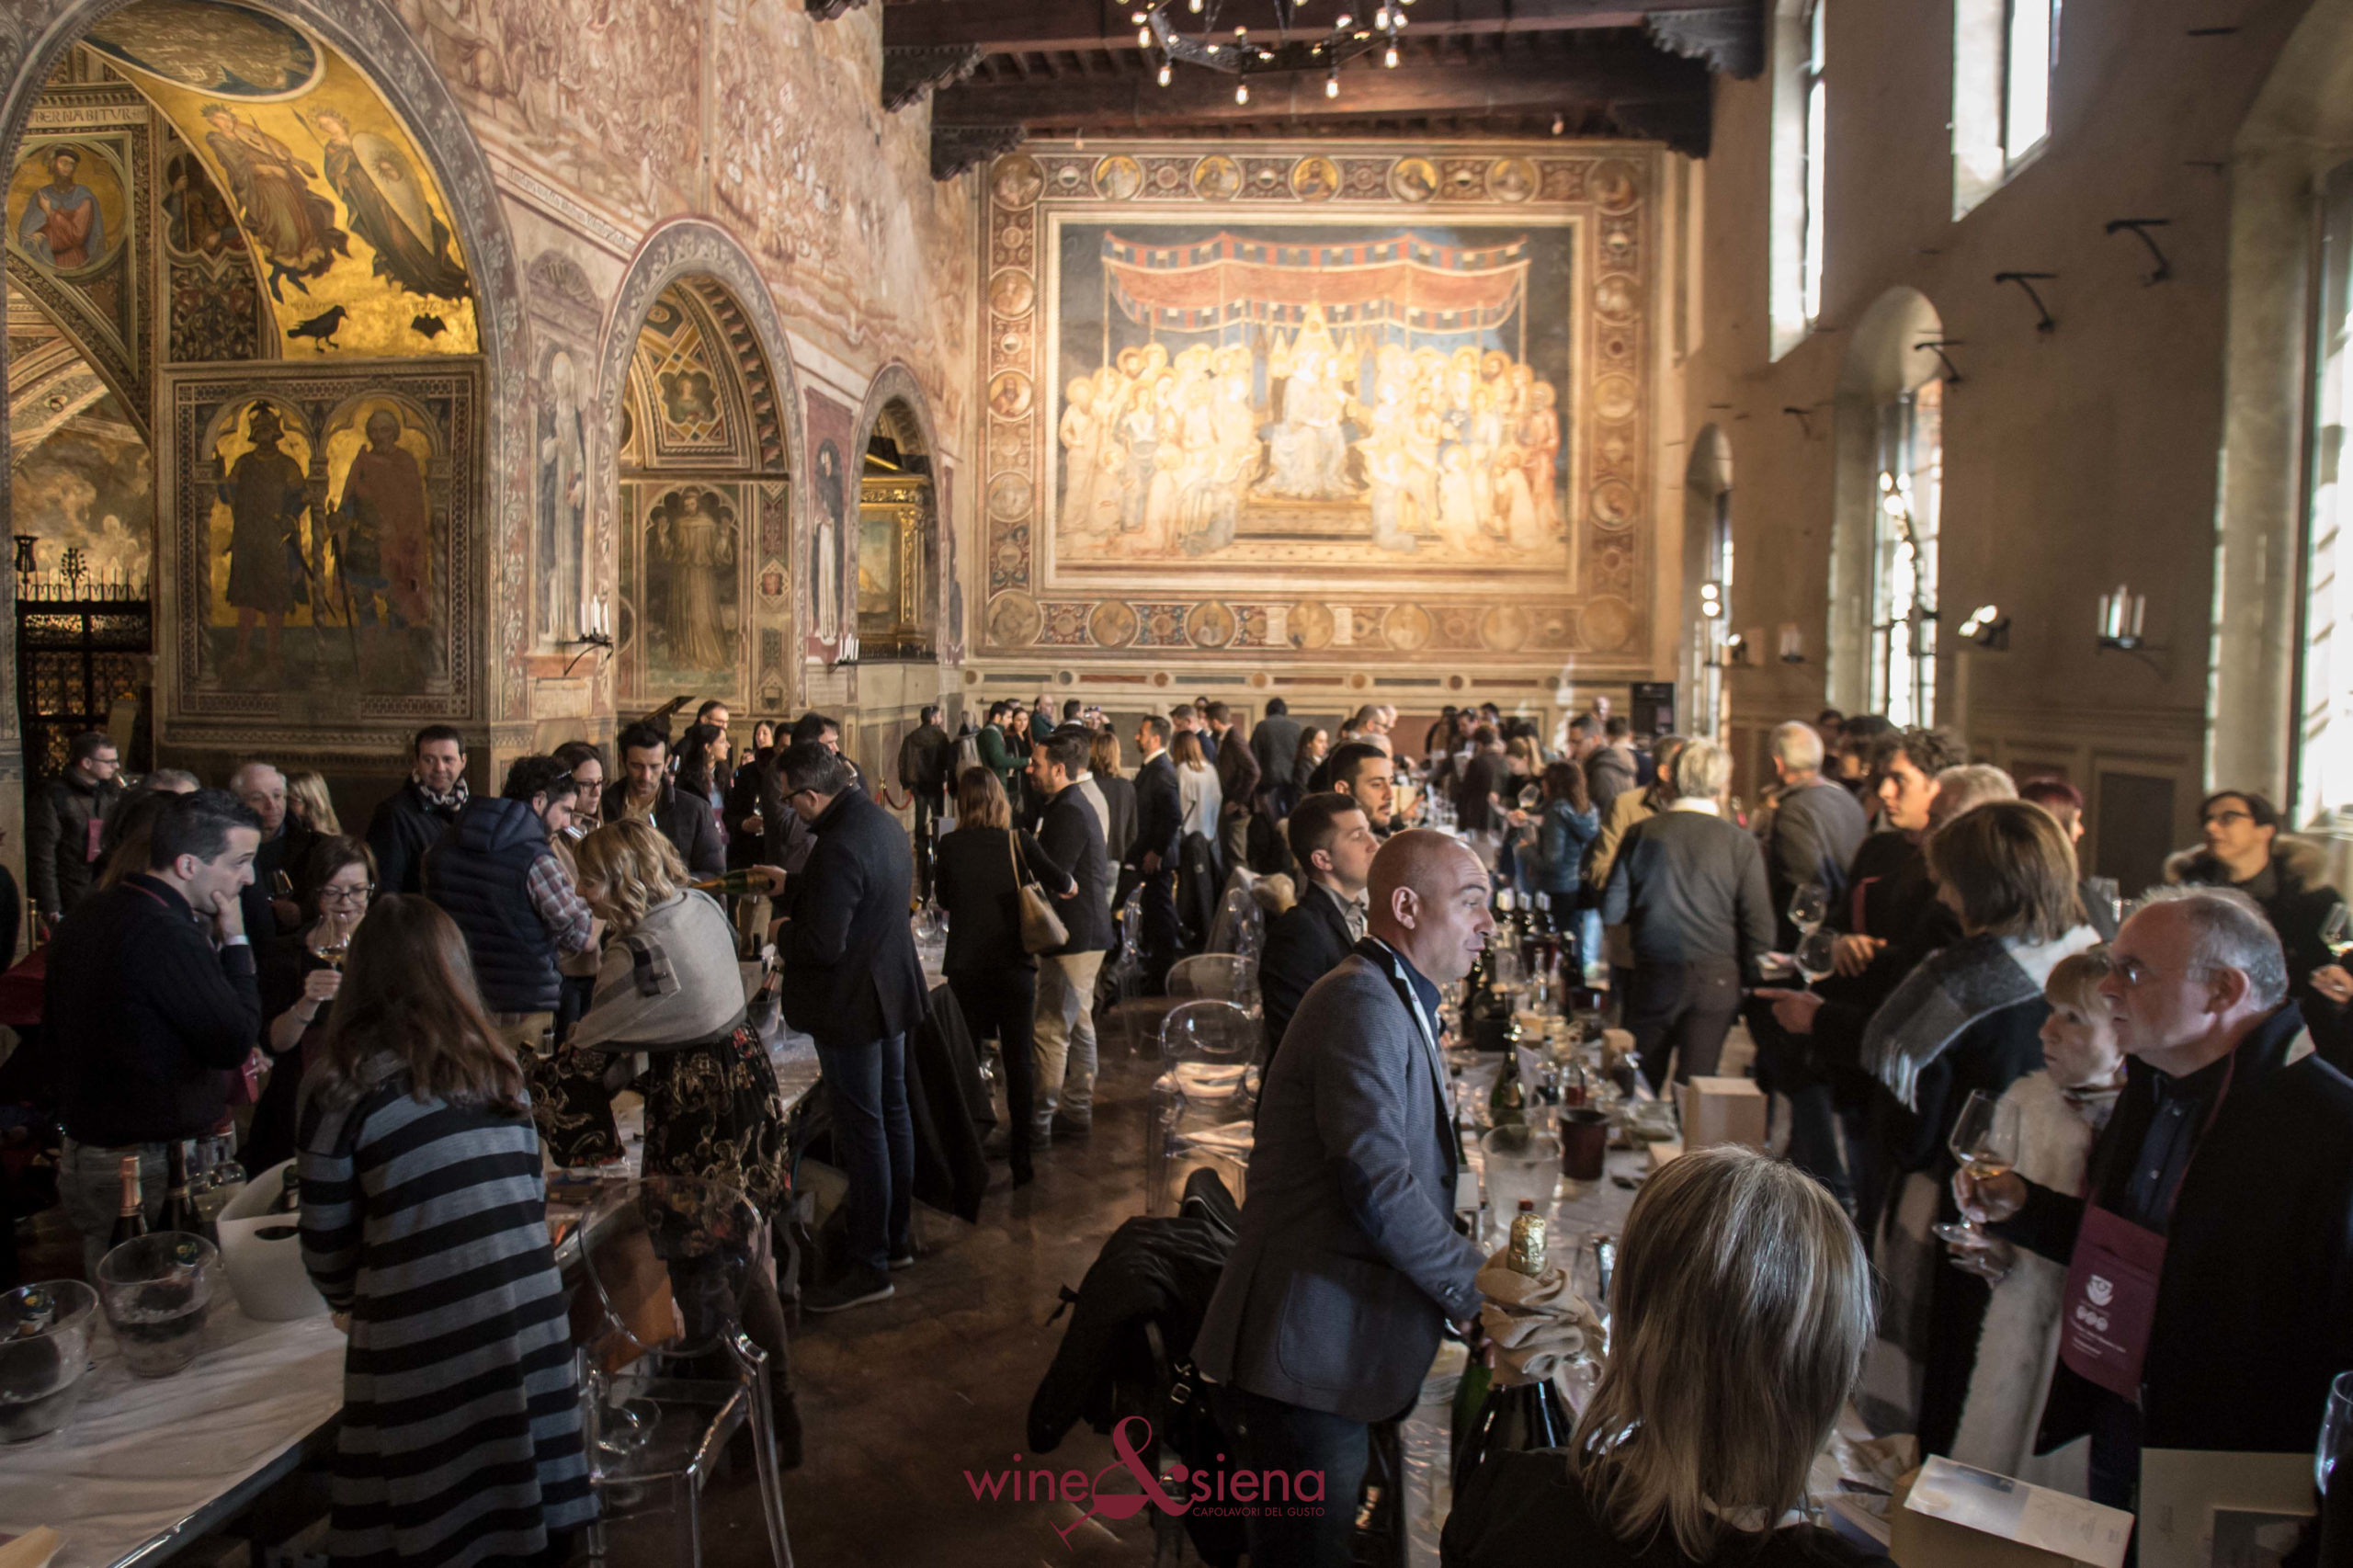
[[14, 691, 2353, 1565]]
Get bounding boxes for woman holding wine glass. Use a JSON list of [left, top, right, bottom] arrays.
[[244, 835, 375, 1172], [1858, 800, 2099, 1458]]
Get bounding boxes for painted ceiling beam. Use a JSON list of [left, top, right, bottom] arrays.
[[887, 0, 1701, 53]]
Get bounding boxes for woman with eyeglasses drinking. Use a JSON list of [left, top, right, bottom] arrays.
[[244, 835, 376, 1171]]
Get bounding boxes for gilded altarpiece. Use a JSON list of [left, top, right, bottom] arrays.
[[978, 142, 1658, 666]]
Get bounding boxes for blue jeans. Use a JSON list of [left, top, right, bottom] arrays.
[[814, 1033, 915, 1276], [1216, 1386, 1370, 1568]]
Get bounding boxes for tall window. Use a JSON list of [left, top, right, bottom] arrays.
[[2297, 163, 2353, 822], [1954, 0, 2058, 215], [1870, 379, 1942, 727], [1801, 0, 1827, 325]]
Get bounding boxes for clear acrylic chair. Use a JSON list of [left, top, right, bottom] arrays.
[[1206, 877, 1266, 962], [573, 1175, 794, 1568], [1098, 884, 1152, 1053], [1147, 999, 1258, 1216], [1165, 953, 1260, 1014]]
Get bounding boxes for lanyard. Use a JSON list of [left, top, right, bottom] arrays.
[[1366, 938, 1439, 1059]]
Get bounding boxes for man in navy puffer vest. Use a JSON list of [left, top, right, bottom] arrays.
[[425, 754, 596, 1051]]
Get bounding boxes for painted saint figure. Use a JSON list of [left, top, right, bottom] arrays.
[[15, 146, 106, 269], [336, 409, 431, 627], [538, 350, 586, 642], [659, 487, 732, 671], [312, 109, 469, 301], [814, 442, 843, 642], [199, 103, 347, 301], [219, 403, 308, 659]]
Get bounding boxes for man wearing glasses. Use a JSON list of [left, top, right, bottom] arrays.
[[1955, 887, 2353, 1515], [2171, 789, 2353, 1040]]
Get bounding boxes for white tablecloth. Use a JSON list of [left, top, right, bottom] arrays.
[[0, 1304, 346, 1568]]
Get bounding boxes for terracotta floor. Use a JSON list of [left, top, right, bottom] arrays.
[[698, 1027, 1170, 1568]]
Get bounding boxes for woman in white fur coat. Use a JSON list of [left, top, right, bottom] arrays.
[[1946, 946, 2126, 1493]]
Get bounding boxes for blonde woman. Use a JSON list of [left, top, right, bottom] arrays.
[[284, 767, 342, 836], [564, 818, 801, 1464], [1443, 1146, 1881, 1568], [1171, 728, 1222, 841]]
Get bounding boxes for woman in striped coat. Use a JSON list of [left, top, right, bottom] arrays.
[[299, 895, 595, 1568]]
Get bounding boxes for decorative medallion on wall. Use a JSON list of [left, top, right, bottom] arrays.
[[976, 138, 1658, 670]]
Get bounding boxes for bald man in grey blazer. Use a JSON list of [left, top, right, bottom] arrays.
[[1193, 830, 1493, 1567]]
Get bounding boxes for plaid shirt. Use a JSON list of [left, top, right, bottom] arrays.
[[526, 851, 596, 956]]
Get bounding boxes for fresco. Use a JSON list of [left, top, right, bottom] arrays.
[[1050, 222, 1573, 572], [979, 142, 1657, 664], [161, 131, 261, 361], [538, 346, 587, 642], [92, 0, 479, 356], [171, 367, 475, 711], [620, 481, 743, 690], [6, 128, 142, 383], [10, 392, 153, 591], [10, 142, 122, 273]]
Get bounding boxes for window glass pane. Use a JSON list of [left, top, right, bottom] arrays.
[[1802, 19, 1826, 326], [2004, 0, 2053, 160], [2299, 162, 2353, 822], [1872, 381, 1942, 727]]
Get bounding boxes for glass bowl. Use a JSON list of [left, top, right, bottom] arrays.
[[0, 1280, 98, 1441]]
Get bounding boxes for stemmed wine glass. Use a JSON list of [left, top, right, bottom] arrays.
[[1789, 883, 1829, 937], [1517, 781, 1544, 812], [1792, 928, 1837, 992], [2324, 903, 2353, 965], [1932, 1090, 2021, 1247], [2320, 1369, 2353, 1496]]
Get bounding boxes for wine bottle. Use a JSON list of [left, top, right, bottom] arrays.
[[109, 1155, 149, 1247], [160, 1141, 197, 1235], [1488, 1045, 1527, 1127], [1452, 1202, 1576, 1497], [272, 1166, 301, 1214], [689, 868, 770, 898]]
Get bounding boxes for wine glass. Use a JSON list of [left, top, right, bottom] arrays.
[[1932, 1090, 2021, 1247], [313, 935, 350, 971], [1788, 882, 1829, 936], [2325, 903, 2353, 964], [2320, 1369, 2353, 1495], [1517, 781, 1543, 812], [270, 869, 294, 901], [1792, 928, 1837, 992]]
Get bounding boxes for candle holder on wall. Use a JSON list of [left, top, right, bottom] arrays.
[[2095, 585, 2165, 672], [563, 597, 615, 677]]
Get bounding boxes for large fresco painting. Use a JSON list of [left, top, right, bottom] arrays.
[[87, 0, 480, 358], [1050, 222, 1572, 572], [981, 142, 1656, 665], [166, 363, 479, 736], [7, 83, 152, 422], [618, 481, 744, 696], [11, 392, 153, 592]]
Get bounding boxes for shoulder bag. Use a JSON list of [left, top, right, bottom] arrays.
[[1010, 828, 1067, 954]]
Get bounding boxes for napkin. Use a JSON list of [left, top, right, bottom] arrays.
[[1474, 1248, 1604, 1387]]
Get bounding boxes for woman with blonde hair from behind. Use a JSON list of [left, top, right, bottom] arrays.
[[283, 767, 341, 836], [1444, 1145, 1885, 1568]]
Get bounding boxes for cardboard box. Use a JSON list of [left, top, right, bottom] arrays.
[[2136, 1450, 2315, 1568], [1891, 1460, 2133, 1568], [1676, 1074, 1768, 1152]]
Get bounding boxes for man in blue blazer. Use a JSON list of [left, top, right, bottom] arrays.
[[1193, 830, 1494, 1566]]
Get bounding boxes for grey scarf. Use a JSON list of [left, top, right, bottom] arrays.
[[1863, 926, 2099, 1110]]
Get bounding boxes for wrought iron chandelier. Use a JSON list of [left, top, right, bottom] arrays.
[[1131, 0, 1415, 104]]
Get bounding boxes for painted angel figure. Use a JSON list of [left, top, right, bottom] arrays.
[[311, 108, 470, 301]]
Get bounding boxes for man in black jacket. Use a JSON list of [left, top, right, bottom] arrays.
[[28, 730, 122, 929], [1130, 715, 1184, 990], [1260, 792, 1377, 1062], [367, 724, 470, 895], [773, 743, 927, 1314], [47, 790, 263, 1271], [1029, 727, 1111, 1142], [898, 704, 953, 899], [604, 722, 725, 881], [425, 756, 595, 1051], [1959, 888, 2353, 1513], [232, 760, 317, 935], [1250, 698, 1302, 817]]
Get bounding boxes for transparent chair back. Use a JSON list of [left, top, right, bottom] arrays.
[[1206, 877, 1266, 963], [1147, 1000, 1257, 1217], [574, 1175, 793, 1568], [1166, 953, 1260, 1014]]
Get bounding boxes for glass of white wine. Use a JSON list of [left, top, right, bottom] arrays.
[[1932, 1089, 2021, 1247], [1792, 927, 1837, 992], [1788, 882, 1829, 937], [2324, 903, 2353, 964]]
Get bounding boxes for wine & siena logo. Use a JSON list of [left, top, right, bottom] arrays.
[[961, 1415, 1329, 1546]]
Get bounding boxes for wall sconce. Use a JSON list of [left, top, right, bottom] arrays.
[[1722, 632, 1753, 667], [1957, 603, 2010, 650], [2096, 584, 2147, 650], [1699, 580, 1723, 619], [563, 597, 614, 676], [1777, 624, 1806, 665]]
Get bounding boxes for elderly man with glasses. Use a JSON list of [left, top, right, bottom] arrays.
[[1955, 887, 2353, 1517]]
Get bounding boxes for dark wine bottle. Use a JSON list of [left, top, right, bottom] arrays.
[[1452, 1202, 1576, 1497], [272, 1166, 301, 1214], [1488, 1046, 1526, 1127], [160, 1141, 197, 1235], [109, 1155, 149, 1247]]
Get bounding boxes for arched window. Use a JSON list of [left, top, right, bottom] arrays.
[[1684, 427, 1734, 744], [2299, 161, 2353, 820], [1871, 379, 1942, 727]]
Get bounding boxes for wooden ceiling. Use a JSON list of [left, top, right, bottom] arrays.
[[863, 0, 1764, 176]]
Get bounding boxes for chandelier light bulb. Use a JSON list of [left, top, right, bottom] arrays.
[[1131, 9, 1146, 23], [1552, 112, 1565, 134], [1326, 69, 1340, 97], [1159, 61, 1173, 85], [1383, 41, 1398, 65], [1138, 25, 1152, 46], [1189, 0, 1203, 11], [1336, 11, 1352, 25], [1375, 6, 1390, 26], [1235, 80, 1250, 103]]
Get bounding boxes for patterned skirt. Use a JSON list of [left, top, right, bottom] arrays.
[[532, 1024, 790, 1221]]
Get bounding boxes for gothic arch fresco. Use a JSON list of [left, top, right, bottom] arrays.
[[597, 218, 807, 713], [850, 364, 942, 662], [0, 0, 533, 734]]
